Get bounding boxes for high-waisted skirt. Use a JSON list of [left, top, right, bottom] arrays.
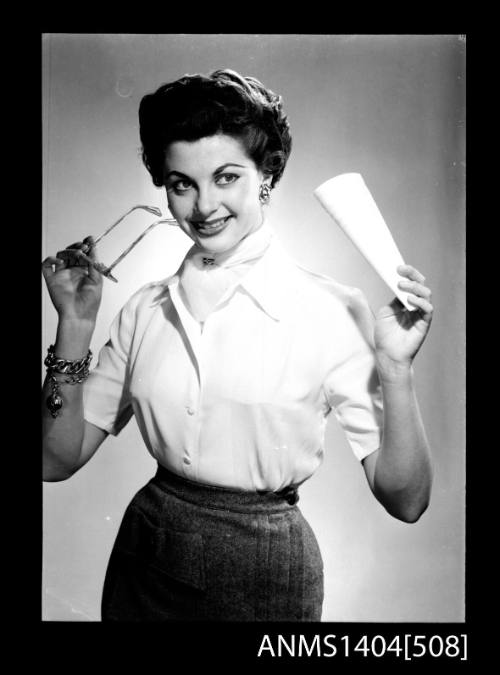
[[101, 464, 324, 621]]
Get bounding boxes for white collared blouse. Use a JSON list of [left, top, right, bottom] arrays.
[[83, 239, 383, 491]]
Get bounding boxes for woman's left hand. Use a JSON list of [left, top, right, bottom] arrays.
[[374, 264, 433, 370]]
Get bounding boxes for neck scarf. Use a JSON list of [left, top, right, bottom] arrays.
[[178, 222, 273, 323]]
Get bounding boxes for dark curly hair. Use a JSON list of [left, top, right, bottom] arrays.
[[138, 69, 292, 190]]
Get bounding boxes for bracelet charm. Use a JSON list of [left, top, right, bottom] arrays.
[[46, 389, 63, 418]]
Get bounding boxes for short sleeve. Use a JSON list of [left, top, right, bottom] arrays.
[[83, 293, 140, 436], [322, 288, 384, 461]]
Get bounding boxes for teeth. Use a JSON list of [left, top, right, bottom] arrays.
[[194, 217, 228, 228], [195, 221, 227, 231]]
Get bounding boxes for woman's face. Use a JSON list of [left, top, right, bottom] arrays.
[[164, 134, 268, 254]]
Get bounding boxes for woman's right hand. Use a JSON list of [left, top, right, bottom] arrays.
[[42, 236, 103, 323]]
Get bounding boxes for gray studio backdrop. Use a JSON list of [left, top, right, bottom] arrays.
[[42, 34, 465, 622]]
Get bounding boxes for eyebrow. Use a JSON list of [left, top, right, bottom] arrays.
[[165, 163, 247, 181]]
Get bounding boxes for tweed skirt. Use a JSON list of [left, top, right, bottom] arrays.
[[101, 464, 324, 621]]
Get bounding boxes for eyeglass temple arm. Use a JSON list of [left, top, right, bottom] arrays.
[[58, 208, 176, 283], [92, 205, 164, 247], [104, 218, 177, 273]]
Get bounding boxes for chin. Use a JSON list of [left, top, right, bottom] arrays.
[[196, 235, 238, 254]]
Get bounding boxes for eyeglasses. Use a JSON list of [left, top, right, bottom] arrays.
[[57, 205, 177, 282]]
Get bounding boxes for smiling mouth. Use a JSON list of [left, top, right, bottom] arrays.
[[190, 216, 232, 235]]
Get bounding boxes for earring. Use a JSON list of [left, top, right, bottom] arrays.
[[259, 183, 271, 204]]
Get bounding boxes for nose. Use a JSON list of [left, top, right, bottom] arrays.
[[193, 184, 220, 219]]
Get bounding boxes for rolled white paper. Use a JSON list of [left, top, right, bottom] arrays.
[[313, 173, 416, 311]]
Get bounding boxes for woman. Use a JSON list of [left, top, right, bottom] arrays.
[[42, 69, 433, 621]]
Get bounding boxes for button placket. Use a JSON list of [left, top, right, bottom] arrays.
[[183, 394, 198, 471], [191, 325, 208, 469], [182, 322, 209, 477]]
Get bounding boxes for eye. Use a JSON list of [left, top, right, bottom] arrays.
[[215, 173, 239, 186], [170, 179, 193, 194]]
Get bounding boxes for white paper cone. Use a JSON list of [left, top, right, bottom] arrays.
[[313, 173, 416, 311]]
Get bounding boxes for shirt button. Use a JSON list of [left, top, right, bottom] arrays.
[[186, 407, 195, 416], [183, 457, 191, 465]]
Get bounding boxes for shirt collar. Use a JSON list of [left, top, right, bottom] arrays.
[[157, 238, 299, 322], [236, 238, 301, 321]]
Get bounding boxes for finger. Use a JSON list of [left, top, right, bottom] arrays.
[[64, 241, 90, 264], [82, 235, 97, 258], [80, 237, 104, 283], [397, 279, 432, 300], [57, 249, 88, 268], [397, 264, 426, 284], [72, 248, 104, 284], [65, 237, 95, 255], [406, 293, 434, 319], [80, 249, 103, 283], [87, 260, 103, 284], [41, 256, 66, 279]]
